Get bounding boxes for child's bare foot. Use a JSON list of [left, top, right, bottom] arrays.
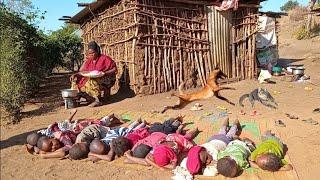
[[233, 118, 240, 127], [175, 114, 185, 123], [222, 117, 229, 127], [176, 124, 184, 134], [137, 117, 142, 123]]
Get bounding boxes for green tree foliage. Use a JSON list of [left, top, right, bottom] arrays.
[[49, 24, 83, 71], [280, 0, 300, 12]]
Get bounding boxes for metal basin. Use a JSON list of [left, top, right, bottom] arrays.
[[291, 67, 305, 75], [61, 89, 78, 98]]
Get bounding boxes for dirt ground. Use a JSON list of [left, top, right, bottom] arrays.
[[1, 17, 320, 180]]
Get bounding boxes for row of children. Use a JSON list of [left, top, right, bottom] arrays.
[[26, 109, 293, 178]]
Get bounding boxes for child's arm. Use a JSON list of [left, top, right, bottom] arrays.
[[145, 153, 166, 170], [124, 151, 150, 166], [39, 148, 67, 159], [88, 148, 115, 162], [163, 161, 177, 170], [279, 164, 293, 171]]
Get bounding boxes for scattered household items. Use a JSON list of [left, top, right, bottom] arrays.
[[161, 69, 235, 113], [80, 70, 105, 78], [275, 120, 286, 127], [302, 118, 319, 125], [285, 113, 299, 120], [61, 89, 79, 109], [201, 111, 228, 122], [190, 103, 203, 111], [304, 86, 313, 91], [239, 110, 260, 116], [291, 67, 305, 76], [239, 88, 278, 109], [313, 108, 320, 113], [273, 90, 281, 95], [258, 70, 272, 83], [272, 65, 282, 76]]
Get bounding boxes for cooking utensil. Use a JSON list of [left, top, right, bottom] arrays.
[[61, 89, 78, 98], [291, 67, 305, 75]]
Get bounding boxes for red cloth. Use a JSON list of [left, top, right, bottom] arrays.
[[165, 133, 194, 153], [215, 0, 239, 11], [132, 132, 167, 151], [186, 146, 204, 175], [78, 54, 116, 88], [126, 128, 150, 147], [153, 145, 177, 167]]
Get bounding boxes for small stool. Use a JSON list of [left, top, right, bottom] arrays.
[[63, 97, 79, 109]]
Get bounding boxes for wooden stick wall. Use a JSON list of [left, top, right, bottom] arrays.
[[135, 0, 210, 94], [79, 0, 259, 94], [231, 7, 259, 79]]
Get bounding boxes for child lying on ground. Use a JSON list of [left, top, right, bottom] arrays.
[[133, 125, 199, 170], [216, 137, 255, 178], [124, 132, 169, 166], [249, 130, 293, 171], [183, 117, 240, 176], [26, 111, 122, 159], [148, 115, 184, 134], [82, 119, 146, 161]]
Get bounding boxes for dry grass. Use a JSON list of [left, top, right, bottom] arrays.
[[288, 6, 308, 22]]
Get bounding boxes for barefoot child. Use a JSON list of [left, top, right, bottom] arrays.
[[216, 138, 254, 178], [86, 119, 146, 161], [145, 126, 200, 170], [184, 117, 240, 175], [249, 130, 293, 171]]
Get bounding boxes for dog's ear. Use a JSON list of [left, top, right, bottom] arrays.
[[214, 64, 221, 70]]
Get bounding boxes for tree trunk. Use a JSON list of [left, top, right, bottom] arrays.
[[306, 0, 316, 36]]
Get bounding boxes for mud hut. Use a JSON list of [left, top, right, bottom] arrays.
[[65, 0, 262, 94]]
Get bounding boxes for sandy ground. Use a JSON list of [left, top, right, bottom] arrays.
[[1, 17, 320, 180]]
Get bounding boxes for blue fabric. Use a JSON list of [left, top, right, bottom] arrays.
[[101, 127, 131, 145]]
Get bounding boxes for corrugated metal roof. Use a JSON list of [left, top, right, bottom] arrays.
[[70, 0, 109, 24], [69, 0, 263, 24]]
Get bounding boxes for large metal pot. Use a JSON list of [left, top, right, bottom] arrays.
[[291, 67, 305, 75], [61, 89, 78, 98]]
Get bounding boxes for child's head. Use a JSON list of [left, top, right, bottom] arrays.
[[217, 157, 239, 177], [199, 149, 213, 166], [111, 136, 131, 157], [37, 137, 61, 152], [89, 139, 109, 154], [69, 143, 89, 160], [187, 146, 212, 175], [153, 145, 177, 167], [132, 144, 152, 158], [256, 153, 281, 171], [26, 133, 40, 146]]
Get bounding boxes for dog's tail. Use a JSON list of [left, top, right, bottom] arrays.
[[171, 81, 185, 97], [239, 94, 249, 107], [178, 81, 185, 95]]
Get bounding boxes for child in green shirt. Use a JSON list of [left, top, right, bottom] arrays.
[[249, 130, 293, 171], [217, 139, 254, 177]]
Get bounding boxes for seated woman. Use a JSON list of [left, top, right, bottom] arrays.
[[71, 41, 117, 107]]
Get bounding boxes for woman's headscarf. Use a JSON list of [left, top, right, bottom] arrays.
[[88, 41, 101, 55]]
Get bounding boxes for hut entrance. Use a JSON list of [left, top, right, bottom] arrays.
[[207, 7, 232, 78]]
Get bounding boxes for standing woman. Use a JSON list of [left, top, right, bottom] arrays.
[[71, 41, 117, 107]]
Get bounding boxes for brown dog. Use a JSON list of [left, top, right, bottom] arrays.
[[161, 68, 235, 113]]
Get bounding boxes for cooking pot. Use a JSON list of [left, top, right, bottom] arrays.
[[291, 67, 305, 75], [61, 89, 78, 98]]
